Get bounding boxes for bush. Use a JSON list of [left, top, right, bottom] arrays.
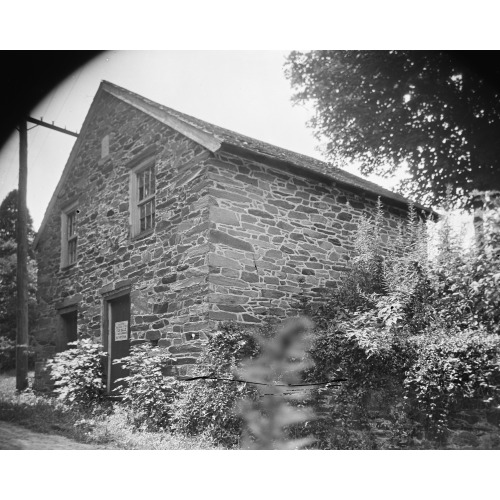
[[47, 338, 106, 408], [236, 318, 316, 450], [301, 195, 500, 448], [115, 343, 180, 430], [0, 336, 15, 371], [0, 337, 36, 372], [405, 327, 500, 434], [171, 323, 260, 447]]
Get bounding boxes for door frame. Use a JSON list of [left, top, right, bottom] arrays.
[[56, 304, 78, 352], [102, 287, 131, 394]]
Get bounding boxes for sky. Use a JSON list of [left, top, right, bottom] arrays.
[[0, 50, 401, 231]]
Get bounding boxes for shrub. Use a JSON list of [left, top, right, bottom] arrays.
[[171, 323, 260, 447], [0, 336, 15, 371], [405, 327, 500, 434], [115, 343, 180, 430], [236, 318, 316, 450], [80, 405, 219, 450], [306, 324, 413, 449], [300, 195, 499, 447], [47, 338, 106, 408]]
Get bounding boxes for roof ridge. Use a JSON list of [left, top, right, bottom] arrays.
[[102, 81, 429, 212], [101, 84, 388, 181]]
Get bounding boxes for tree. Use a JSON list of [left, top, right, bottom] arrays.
[[0, 189, 35, 246], [0, 190, 37, 341], [285, 51, 500, 208]]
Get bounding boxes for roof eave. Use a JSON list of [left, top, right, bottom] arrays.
[[219, 142, 436, 217], [101, 82, 222, 153]]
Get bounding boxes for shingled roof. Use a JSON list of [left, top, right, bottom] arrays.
[[34, 81, 431, 248], [103, 81, 427, 209]]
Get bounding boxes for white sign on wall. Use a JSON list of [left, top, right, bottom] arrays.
[[114, 321, 128, 341]]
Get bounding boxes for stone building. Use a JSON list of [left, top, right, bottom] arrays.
[[33, 81, 426, 390]]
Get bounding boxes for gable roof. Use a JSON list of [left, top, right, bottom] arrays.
[[103, 81, 422, 206], [34, 80, 432, 248]]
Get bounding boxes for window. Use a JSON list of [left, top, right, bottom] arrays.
[[101, 134, 110, 158], [67, 210, 78, 264], [130, 159, 156, 237], [59, 307, 77, 351], [61, 203, 78, 268]]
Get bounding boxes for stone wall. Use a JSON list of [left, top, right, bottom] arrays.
[[204, 151, 408, 328], [33, 93, 412, 389], [34, 93, 213, 387]]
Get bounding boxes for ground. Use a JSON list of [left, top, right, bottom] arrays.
[[0, 370, 108, 449], [0, 420, 102, 450], [0, 371, 219, 450]]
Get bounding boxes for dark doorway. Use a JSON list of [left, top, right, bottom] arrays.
[[59, 309, 78, 351], [105, 293, 131, 395]]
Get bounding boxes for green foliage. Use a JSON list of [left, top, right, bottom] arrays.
[[236, 318, 316, 450], [75, 405, 219, 450], [0, 337, 16, 371], [202, 321, 261, 372], [405, 328, 500, 433], [0, 190, 37, 342], [285, 51, 500, 208], [0, 372, 220, 450], [171, 323, 260, 447], [48, 338, 106, 408], [303, 196, 500, 446], [115, 343, 180, 430], [0, 336, 35, 372]]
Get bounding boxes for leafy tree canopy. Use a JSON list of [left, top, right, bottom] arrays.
[[0, 189, 35, 243], [285, 51, 500, 208], [0, 190, 37, 340]]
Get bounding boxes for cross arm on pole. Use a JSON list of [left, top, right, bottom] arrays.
[[27, 117, 79, 138]]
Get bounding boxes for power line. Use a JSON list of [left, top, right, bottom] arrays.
[[31, 69, 82, 168], [179, 374, 346, 387], [55, 68, 82, 123]]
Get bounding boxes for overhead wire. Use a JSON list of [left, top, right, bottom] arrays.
[[0, 84, 57, 184], [31, 67, 83, 169]]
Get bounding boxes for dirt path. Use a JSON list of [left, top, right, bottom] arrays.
[[0, 421, 102, 450]]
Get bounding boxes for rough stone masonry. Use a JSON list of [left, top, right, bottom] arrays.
[[32, 82, 415, 388]]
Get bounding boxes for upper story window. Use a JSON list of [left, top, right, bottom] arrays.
[[61, 202, 79, 268], [101, 134, 110, 158], [130, 158, 156, 238], [67, 210, 78, 264], [138, 165, 155, 232]]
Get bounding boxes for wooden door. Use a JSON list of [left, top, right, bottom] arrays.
[[60, 309, 77, 351], [107, 294, 130, 395]]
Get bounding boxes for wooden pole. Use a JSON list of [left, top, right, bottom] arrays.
[[16, 119, 29, 391]]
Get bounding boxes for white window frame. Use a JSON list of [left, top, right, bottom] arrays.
[[61, 201, 79, 269], [129, 157, 156, 238]]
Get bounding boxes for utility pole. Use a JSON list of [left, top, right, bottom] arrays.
[[16, 116, 78, 391], [16, 119, 29, 391]]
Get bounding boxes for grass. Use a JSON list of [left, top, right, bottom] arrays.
[[0, 371, 222, 450]]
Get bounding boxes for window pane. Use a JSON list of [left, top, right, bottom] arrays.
[[67, 211, 76, 238], [68, 238, 77, 264], [137, 165, 155, 202], [145, 170, 150, 198], [136, 165, 155, 234]]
